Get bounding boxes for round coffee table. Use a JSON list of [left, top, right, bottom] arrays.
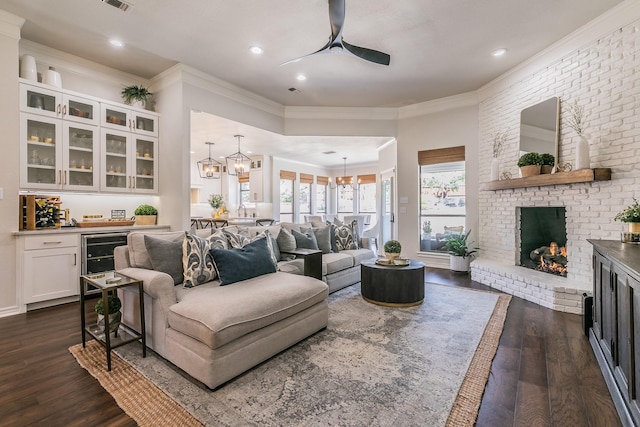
[[360, 259, 425, 307]]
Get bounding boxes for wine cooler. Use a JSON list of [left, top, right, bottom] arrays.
[[81, 232, 129, 295]]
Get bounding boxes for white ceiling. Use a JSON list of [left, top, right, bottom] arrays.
[[1, 0, 623, 166]]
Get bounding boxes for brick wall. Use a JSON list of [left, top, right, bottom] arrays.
[[473, 20, 640, 311]]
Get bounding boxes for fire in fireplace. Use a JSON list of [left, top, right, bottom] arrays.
[[518, 207, 567, 277]]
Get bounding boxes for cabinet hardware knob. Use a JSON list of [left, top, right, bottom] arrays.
[[62, 105, 67, 116]]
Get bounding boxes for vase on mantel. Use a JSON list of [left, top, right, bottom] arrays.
[[490, 157, 500, 181], [575, 135, 591, 170]]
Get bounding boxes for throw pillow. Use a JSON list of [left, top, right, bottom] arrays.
[[144, 234, 184, 285], [334, 221, 358, 251], [223, 229, 251, 248], [182, 230, 228, 288], [292, 228, 319, 250], [326, 221, 340, 253], [349, 219, 361, 249], [308, 225, 332, 254], [210, 237, 277, 286], [276, 227, 296, 252]]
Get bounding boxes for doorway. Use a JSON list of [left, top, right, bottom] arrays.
[[380, 169, 395, 248]]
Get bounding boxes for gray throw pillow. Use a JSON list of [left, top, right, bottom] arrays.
[[326, 221, 340, 253], [292, 228, 319, 250], [210, 237, 277, 286], [308, 226, 332, 254], [144, 234, 184, 285], [334, 221, 358, 251], [276, 227, 296, 253]]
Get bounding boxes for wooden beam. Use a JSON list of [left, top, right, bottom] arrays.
[[479, 168, 612, 191]]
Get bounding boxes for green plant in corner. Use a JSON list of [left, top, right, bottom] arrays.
[[383, 240, 402, 254], [134, 204, 157, 216], [121, 84, 152, 106], [614, 198, 640, 223], [95, 292, 122, 315], [443, 230, 478, 258], [517, 152, 543, 167]]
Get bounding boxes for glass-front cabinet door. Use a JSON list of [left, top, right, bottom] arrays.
[[63, 93, 99, 126], [133, 136, 158, 193], [20, 82, 99, 126], [101, 129, 131, 193], [63, 122, 99, 191], [101, 102, 158, 137], [131, 111, 158, 137], [20, 113, 62, 189]]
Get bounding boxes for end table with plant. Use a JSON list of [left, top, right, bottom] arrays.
[[95, 292, 122, 335]]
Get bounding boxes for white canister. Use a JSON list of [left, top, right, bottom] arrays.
[[43, 66, 62, 88], [20, 55, 37, 81]]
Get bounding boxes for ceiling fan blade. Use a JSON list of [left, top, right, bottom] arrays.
[[328, 0, 346, 39], [343, 41, 391, 66], [281, 40, 332, 66]]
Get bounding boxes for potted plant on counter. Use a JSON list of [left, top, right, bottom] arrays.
[[121, 84, 152, 109], [517, 152, 543, 177], [615, 198, 640, 233], [383, 240, 402, 260], [443, 230, 478, 273], [134, 204, 157, 225], [95, 292, 122, 335]]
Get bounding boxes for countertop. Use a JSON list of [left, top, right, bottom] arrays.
[[588, 239, 640, 278], [13, 224, 171, 236]]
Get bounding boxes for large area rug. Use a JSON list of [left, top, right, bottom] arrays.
[[70, 283, 510, 427]]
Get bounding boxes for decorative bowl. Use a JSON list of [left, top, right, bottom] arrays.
[[393, 258, 410, 266]]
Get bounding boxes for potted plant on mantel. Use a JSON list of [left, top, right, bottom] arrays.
[[383, 240, 402, 260], [615, 198, 640, 233], [134, 204, 157, 225], [443, 230, 478, 273], [121, 84, 152, 110], [517, 152, 543, 177], [540, 153, 555, 174], [95, 292, 122, 335]]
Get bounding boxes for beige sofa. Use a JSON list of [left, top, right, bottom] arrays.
[[114, 230, 329, 389]]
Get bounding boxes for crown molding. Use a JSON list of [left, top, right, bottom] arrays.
[[19, 39, 149, 87], [478, 0, 640, 101], [398, 91, 478, 119], [171, 64, 285, 117], [0, 10, 24, 40], [284, 106, 398, 121]]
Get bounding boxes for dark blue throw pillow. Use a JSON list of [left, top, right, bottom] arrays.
[[210, 237, 277, 286]]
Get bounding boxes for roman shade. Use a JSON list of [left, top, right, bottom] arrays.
[[418, 146, 465, 166], [300, 173, 314, 184], [280, 170, 296, 180], [357, 174, 376, 184], [316, 176, 329, 186]]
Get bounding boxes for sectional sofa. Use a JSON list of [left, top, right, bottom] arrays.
[[113, 220, 374, 389]]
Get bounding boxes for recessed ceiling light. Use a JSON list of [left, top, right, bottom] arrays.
[[249, 46, 263, 55], [190, 151, 196, 154], [492, 48, 507, 57], [109, 39, 124, 48], [296, 74, 307, 81]]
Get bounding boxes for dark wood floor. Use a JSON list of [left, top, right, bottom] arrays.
[[0, 268, 621, 427]]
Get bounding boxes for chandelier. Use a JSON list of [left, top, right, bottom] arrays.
[[225, 135, 252, 176], [336, 157, 353, 188], [196, 142, 221, 179]]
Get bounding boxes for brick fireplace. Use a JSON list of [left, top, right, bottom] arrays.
[[470, 18, 640, 314], [518, 207, 567, 277]]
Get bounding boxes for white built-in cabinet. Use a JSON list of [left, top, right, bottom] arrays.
[[249, 156, 268, 202], [101, 128, 158, 193], [18, 233, 79, 305], [19, 80, 159, 194]]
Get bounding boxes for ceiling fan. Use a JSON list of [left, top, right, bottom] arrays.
[[282, 0, 391, 66]]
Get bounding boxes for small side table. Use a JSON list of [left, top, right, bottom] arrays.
[[80, 271, 146, 371], [280, 248, 323, 280]]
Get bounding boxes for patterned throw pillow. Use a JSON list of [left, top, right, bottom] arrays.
[[223, 229, 251, 248], [182, 230, 228, 288], [325, 221, 340, 253], [334, 220, 359, 251], [224, 229, 279, 266]]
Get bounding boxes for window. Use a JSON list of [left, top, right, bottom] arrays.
[[239, 181, 250, 204], [337, 184, 354, 214], [357, 174, 376, 213], [418, 147, 465, 252], [279, 170, 296, 223], [316, 176, 328, 213], [299, 173, 313, 217]]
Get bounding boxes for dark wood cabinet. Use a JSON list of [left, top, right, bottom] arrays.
[[589, 240, 640, 426]]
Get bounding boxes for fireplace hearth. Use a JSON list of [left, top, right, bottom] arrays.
[[518, 207, 567, 277]]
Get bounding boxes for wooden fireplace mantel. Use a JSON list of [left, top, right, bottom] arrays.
[[479, 168, 611, 191]]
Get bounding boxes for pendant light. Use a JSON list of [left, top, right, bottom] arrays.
[[196, 142, 222, 179], [225, 135, 252, 176], [336, 157, 354, 188]]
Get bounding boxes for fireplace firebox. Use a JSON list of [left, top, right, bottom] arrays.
[[518, 207, 567, 277]]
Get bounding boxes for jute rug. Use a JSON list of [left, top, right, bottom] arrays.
[[70, 283, 510, 427]]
